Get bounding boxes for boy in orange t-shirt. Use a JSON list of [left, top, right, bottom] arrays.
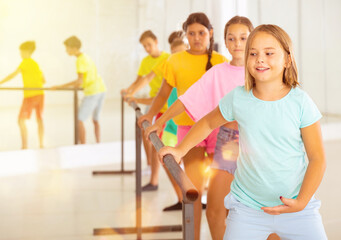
[[0, 41, 46, 149]]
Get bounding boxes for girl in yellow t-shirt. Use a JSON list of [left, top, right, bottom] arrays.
[[138, 12, 227, 240]]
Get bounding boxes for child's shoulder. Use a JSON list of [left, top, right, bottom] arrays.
[[211, 51, 228, 63], [289, 86, 310, 100]]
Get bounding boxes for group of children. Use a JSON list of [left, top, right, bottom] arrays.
[[123, 12, 327, 240], [2, 10, 327, 240], [0, 36, 106, 149]]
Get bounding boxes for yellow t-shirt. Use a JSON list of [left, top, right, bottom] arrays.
[[151, 59, 169, 113], [164, 50, 228, 126], [19, 58, 44, 98], [77, 53, 106, 96], [137, 51, 170, 98]]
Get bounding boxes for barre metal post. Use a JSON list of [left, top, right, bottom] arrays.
[[121, 95, 125, 171], [182, 202, 195, 240], [93, 100, 198, 240], [136, 117, 142, 240], [74, 89, 79, 145], [0, 87, 82, 146], [92, 95, 134, 175]]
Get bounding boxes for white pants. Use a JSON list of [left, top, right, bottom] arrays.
[[224, 193, 328, 240]]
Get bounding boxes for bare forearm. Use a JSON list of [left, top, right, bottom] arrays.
[[1, 71, 18, 84], [59, 79, 80, 88], [155, 99, 185, 126], [131, 73, 155, 95], [134, 97, 154, 105], [298, 121, 326, 205], [297, 158, 326, 204], [177, 107, 227, 154], [147, 80, 172, 116]]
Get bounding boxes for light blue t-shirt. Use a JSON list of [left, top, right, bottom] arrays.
[[219, 86, 322, 210]]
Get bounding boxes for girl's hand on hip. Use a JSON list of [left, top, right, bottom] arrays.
[[261, 196, 307, 215]]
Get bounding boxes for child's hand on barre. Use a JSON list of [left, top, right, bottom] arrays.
[[126, 96, 136, 104], [138, 114, 153, 128], [145, 121, 162, 140], [158, 146, 184, 164]]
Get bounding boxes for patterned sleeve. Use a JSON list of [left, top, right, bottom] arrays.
[[218, 87, 237, 122], [300, 92, 322, 128], [179, 67, 216, 121]]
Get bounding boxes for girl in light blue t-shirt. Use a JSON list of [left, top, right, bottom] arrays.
[[159, 24, 327, 240]]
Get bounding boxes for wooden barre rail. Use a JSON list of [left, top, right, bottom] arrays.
[[128, 101, 199, 203]]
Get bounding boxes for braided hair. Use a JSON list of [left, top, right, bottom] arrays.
[[182, 12, 214, 71]]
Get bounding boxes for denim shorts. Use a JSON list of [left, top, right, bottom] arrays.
[[177, 125, 219, 154], [224, 193, 327, 240], [211, 126, 239, 174], [78, 92, 105, 121]]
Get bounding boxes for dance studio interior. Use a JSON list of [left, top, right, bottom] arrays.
[[0, 0, 340, 239]]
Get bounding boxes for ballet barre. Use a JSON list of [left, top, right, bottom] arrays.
[[93, 98, 198, 240], [0, 87, 82, 145]]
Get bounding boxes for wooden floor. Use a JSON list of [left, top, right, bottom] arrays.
[[0, 138, 340, 240]]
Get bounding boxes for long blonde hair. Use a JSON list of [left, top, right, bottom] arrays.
[[244, 24, 299, 91]]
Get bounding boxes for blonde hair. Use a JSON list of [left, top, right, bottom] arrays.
[[224, 16, 254, 41], [139, 30, 157, 43], [244, 24, 299, 91], [20, 41, 36, 53]]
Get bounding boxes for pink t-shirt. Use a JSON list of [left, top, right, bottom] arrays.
[[179, 62, 245, 121]]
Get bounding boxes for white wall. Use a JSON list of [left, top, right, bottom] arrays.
[[0, 0, 139, 106], [243, 0, 341, 115], [0, 0, 340, 115]]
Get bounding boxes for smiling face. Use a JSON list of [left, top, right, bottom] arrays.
[[141, 37, 159, 56], [186, 23, 212, 55], [225, 23, 250, 62], [247, 31, 289, 85]]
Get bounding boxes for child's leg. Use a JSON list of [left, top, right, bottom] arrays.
[[35, 95, 44, 148], [150, 146, 160, 185], [18, 97, 34, 149], [18, 118, 28, 149], [37, 118, 44, 148], [182, 146, 207, 240], [93, 120, 100, 143], [206, 169, 233, 240], [142, 131, 152, 166], [78, 120, 86, 144], [275, 198, 327, 240], [92, 93, 105, 143]]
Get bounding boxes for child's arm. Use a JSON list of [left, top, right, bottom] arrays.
[[145, 99, 185, 137], [138, 79, 173, 126], [129, 72, 156, 96], [0, 68, 21, 85], [121, 75, 143, 95], [158, 106, 228, 164], [127, 96, 154, 105], [53, 73, 83, 88], [262, 121, 326, 215], [42, 74, 46, 84]]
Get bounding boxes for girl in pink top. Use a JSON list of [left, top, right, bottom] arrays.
[[146, 17, 280, 240]]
